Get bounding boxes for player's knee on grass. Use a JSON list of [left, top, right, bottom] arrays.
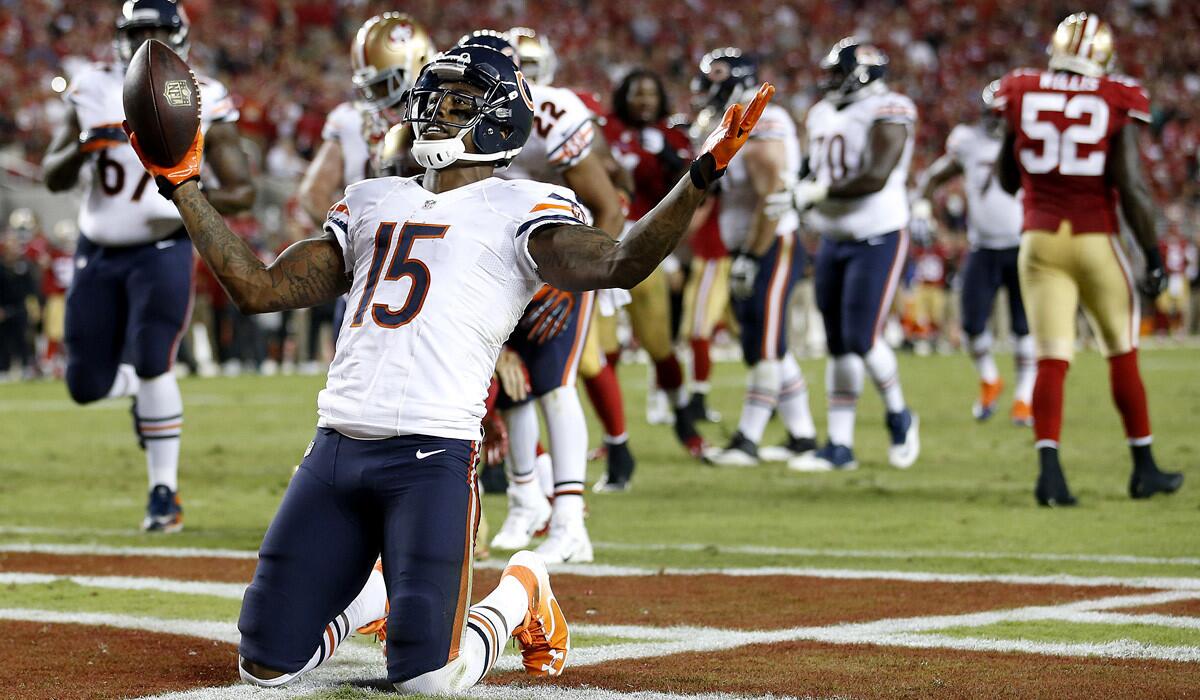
[[238, 657, 293, 688], [385, 586, 450, 684]]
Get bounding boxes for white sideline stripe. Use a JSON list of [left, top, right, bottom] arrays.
[[0, 542, 259, 559], [0, 572, 247, 599], [479, 559, 1200, 591], [8, 533, 1198, 569], [593, 541, 1200, 568], [7, 542, 1200, 590], [0, 608, 241, 644]]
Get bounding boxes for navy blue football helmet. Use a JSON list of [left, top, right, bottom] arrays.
[[455, 29, 520, 64], [819, 38, 888, 104], [404, 45, 534, 169], [115, 0, 189, 62], [692, 48, 758, 113]]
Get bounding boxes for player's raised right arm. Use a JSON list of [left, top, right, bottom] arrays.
[[126, 124, 349, 314], [529, 84, 774, 291]]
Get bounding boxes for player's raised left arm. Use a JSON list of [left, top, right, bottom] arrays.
[[202, 121, 256, 214], [529, 84, 774, 291], [1111, 122, 1165, 295]]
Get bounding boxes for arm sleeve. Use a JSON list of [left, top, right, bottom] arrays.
[[1120, 78, 1152, 124], [945, 125, 969, 165], [545, 89, 596, 171], [323, 197, 354, 274], [512, 187, 590, 279], [873, 94, 917, 125]]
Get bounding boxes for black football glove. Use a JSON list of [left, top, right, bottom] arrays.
[[1140, 247, 1167, 298]]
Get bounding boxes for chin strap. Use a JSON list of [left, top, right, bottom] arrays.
[[411, 128, 522, 170]]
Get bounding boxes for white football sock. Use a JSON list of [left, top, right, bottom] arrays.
[[396, 570, 527, 693], [864, 342, 906, 413], [827, 354, 864, 447], [736, 360, 780, 444], [969, 332, 1000, 384], [106, 363, 140, 399], [534, 451, 554, 501], [137, 372, 183, 491], [346, 564, 388, 630], [778, 353, 816, 439], [504, 402, 540, 486], [538, 386, 588, 498], [1013, 334, 1036, 403]]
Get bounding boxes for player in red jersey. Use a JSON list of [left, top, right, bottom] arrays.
[[996, 12, 1183, 505]]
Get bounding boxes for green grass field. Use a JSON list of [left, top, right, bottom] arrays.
[[0, 349, 1195, 576], [1, 348, 1198, 699]]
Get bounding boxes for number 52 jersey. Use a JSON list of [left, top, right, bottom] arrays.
[[318, 176, 588, 441], [995, 69, 1150, 235]]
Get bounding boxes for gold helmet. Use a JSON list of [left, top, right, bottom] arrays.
[[508, 27, 557, 85], [1047, 12, 1115, 77], [351, 13, 435, 112]]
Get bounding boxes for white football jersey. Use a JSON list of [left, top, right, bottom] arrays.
[[945, 123, 1022, 250], [318, 176, 588, 440], [503, 84, 594, 187], [320, 101, 372, 187], [67, 62, 238, 246], [804, 87, 916, 240], [717, 102, 800, 251]]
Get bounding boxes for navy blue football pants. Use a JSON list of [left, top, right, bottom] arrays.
[[64, 230, 193, 402], [959, 247, 1029, 337], [237, 428, 480, 684], [814, 230, 908, 356]]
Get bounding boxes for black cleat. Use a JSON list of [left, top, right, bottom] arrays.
[[1035, 447, 1077, 507], [594, 440, 636, 493], [1129, 468, 1184, 499], [685, 392, 721, 423], [142, 485, 183, 532], [673, 403, 706, 458]]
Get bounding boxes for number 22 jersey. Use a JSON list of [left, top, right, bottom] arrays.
[[995, 69, 1150, 235], [319, 176, 588, 440]]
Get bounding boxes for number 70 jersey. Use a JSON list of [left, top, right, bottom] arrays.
[[995, 69, 1150, 235], [318, 176, 588, 440]]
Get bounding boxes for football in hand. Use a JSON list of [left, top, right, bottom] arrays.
[[121, 39, 201, 168]]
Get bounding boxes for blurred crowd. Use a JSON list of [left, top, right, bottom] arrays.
[[2, 0, 1200, 379]]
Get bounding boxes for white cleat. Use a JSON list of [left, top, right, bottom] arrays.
[[645, 388, 673, 425], [887, 413, 920, 469], [702, 432, 759, 467], [535, 516, 594, 564], [490, 487, 552, 551]]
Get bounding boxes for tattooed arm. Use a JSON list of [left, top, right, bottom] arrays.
[[172, 181, 349, 313], [528, 83, 776, 291], [528, 177, 705, 291]]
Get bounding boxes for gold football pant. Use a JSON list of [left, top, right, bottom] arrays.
[[1018, 224, 1139, 361], [681, 256, 731, 340]]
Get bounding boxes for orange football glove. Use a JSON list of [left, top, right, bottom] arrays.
[[122, 120, 204, 200], [689, 82, 775, 189]]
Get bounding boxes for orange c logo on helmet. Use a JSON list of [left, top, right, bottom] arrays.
[[515, 71, 535, 110]]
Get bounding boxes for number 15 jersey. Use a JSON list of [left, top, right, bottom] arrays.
[[995, 69, 1150, 235], [318, 176, 588, 440]]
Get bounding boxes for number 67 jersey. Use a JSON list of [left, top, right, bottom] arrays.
[[66, 61, 238, 246], [318, 176, 588, 441], [994, 69, 1150, 235]]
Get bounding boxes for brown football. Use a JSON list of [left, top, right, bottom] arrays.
[[122, 39, 201, 168]]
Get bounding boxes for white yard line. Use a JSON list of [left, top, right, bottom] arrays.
[[6, 541, 1200, 590], [0, 571, 247, 598], [0, 541, 259, 559], [592, 541, 1200, 567]]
